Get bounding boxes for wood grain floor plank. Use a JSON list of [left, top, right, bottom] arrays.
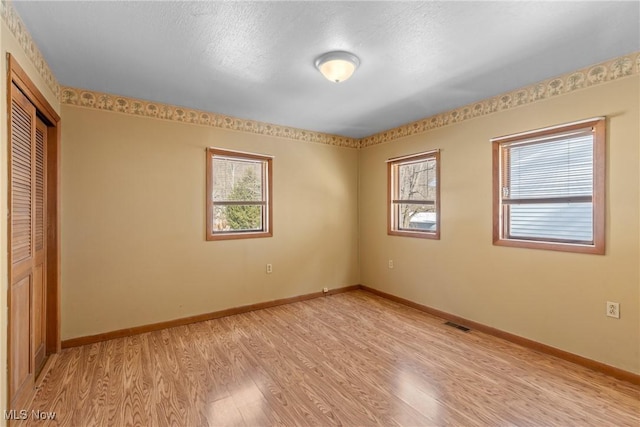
[[238, 311, 373, 426], [121, 335, 151, 427], [218, 315, 331, 426], [255, 305, 412, 425], [269, 301, 476, 426], [244, 312, 379, 426], [148, 330, 192, 427], [19, 290, 640, 426]]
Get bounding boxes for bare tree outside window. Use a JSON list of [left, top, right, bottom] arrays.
[[388, 150, 440, 239], [398, 159, 437, 229]]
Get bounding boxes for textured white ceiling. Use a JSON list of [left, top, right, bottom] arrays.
[[13, 1, 640, 138]]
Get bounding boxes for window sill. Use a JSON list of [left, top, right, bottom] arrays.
[[388, 230, 440, 240], [207, 231, 272, 241], [493, 238, 604, 254]]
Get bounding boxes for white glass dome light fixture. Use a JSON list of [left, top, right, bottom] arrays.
[[315, 51, 360, 83]]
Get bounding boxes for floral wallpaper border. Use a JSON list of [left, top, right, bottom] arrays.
[[1, 0, 61, 99], [61, 87, 360, 148], [4, 0, 637, 149], [360, 52, 640, 148], [1, 0, 357, 148]]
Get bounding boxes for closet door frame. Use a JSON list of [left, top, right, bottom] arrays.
[[7, 54, 61, 409]]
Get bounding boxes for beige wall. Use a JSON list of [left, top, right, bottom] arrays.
[[0, 19, 61, 419], [359, 76, 640, 373], [60, 106, 359, 340]]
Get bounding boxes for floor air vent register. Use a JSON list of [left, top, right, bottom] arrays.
[[444, 321, 471, 332]]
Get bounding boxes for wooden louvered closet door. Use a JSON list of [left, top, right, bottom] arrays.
[[33, 116, 48, 374], [9, 82, 48, 409]]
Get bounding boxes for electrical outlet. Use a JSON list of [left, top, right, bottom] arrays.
[[606, 301, 620, 319], [388, 259, 394, 269], [266, 264, 272, 274], [323, 287, 329, 293]]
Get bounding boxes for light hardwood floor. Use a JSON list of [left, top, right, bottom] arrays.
[[17, 290, 640, 426]]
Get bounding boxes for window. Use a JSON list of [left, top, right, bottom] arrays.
[[388, 150, 440, 239], [492, 118, 605, 254], [206, 148, 272, 241]]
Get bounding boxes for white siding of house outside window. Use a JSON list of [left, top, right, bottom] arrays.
[[505, 131, 593, 242]]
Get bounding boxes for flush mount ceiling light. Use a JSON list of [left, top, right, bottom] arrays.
[[314, 51, 360, 83]]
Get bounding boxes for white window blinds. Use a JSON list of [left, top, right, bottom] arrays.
[[501, 127, 594, 243]]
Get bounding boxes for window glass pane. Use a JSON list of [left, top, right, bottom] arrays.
[[388, 151, 439, 239], [213, 205, 263, 232], [493, 119, 604, 253], [212, 158, 263, 202], [398, 204, 436, 231], [398, 159, 437, 201], [509, 202, 593, 242], [507, 134, 592, 199]]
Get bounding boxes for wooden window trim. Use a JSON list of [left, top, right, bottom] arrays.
[[492, 118, 605, 254], [206, 148, 273, 241], [387, 150, 440, 240]]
